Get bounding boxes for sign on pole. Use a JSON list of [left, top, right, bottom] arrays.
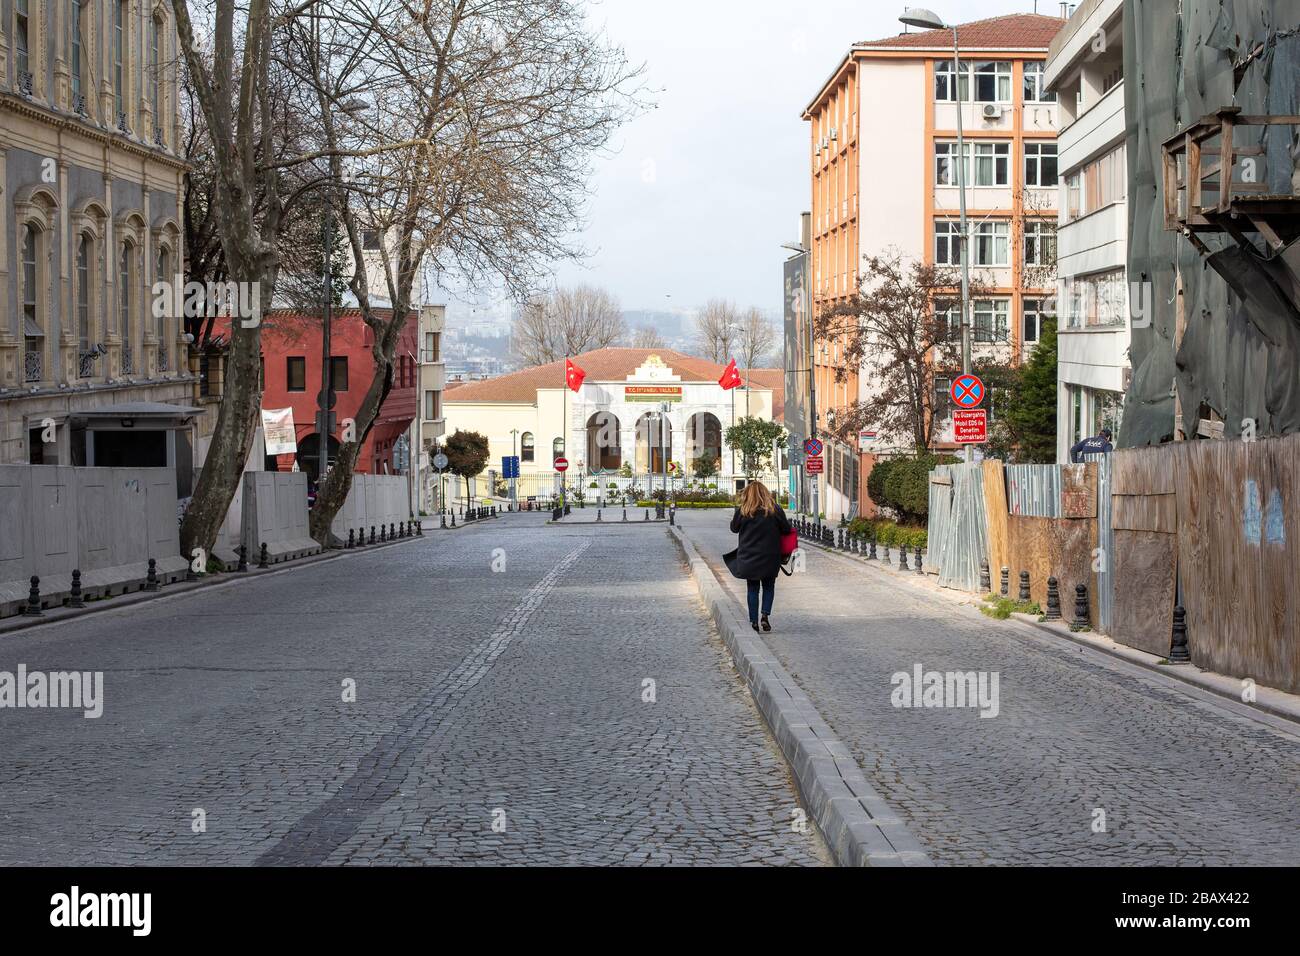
[[803, 437, 823, 457], [950, 373, 985, 409], [857, 429, 878, 453], [953, 409, 988, 444], [433, 452, 449, 471], [554, 456, 570, 473], [805, 455, 824, 475]]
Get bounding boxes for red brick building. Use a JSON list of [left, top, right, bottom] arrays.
[[241, 309, 420, 481]]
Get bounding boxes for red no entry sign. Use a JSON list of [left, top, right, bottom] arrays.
[[554, 457, 569, 473], [954, 409, 987, 443], [951, 374, 985, 409]]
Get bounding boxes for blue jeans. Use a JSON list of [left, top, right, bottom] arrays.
[[746, 577, 776, 624]]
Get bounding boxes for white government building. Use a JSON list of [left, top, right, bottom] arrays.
[[443, 348, 784, 498]]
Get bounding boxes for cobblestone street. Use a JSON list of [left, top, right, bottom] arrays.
[[0, 517, 829, 866], [680, 510, 1300, 866]]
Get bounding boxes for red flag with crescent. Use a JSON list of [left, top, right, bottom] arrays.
[[565, 358, 586, 392], [718, 359, 743, 390]]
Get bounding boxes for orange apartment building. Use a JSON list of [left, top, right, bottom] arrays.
[[802, 13, 1065, 518]]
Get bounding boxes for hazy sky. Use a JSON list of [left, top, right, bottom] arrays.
[[546, 0, 1044, 316]]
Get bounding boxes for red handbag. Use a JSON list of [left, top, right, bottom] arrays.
[[780, 530, 798, 557]]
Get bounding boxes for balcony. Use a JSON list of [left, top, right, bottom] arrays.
[[1059, 81, 1125, 172]]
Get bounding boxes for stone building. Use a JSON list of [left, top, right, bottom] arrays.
[[0, 0, 192, 483]]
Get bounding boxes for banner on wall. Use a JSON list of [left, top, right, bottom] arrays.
[[261, 407, 298, 456]]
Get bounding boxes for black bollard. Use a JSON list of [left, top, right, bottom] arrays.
[[622, 508, 628, 523], [450, 513, 457, 528], [1018, 571, 1030, 602], [24, 575, 42, 616], [1000, 567, 1010, 597], [390, 523, 397, 539], [979, 560, 991, 593], [644, 509, 649, 522], [1169, 605, 1191, 663], [869, 533, 878, 561], [237, 545, 249, 572], [259, 542, 269, 569], [1069, 584, 1091, 632], [669, 507, 676, 527], [69, 569, 86, 608], [915, 545, 924, 575], [440, 511, 446, 529], [596, 508, 602, 522], [882, 541, 891, 563], [899, 544, 909, 571], [145, 558, 161, 591], [1045, 577, 1062, 620], [417, 520, 424, 536], [348, 529, 355, 549]]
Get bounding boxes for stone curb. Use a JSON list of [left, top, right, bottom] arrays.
[[797, 534, 1300, 727], [0, 532, 423, 638], [670, 526, 933, 868]]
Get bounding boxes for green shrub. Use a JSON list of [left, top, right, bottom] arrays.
[[846, 516, 927, 551]]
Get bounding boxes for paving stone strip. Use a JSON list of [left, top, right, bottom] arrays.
[[671, 526, 932, 867], [255, 540, 592, 865]]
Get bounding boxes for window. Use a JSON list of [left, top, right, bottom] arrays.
[[71, 0, 84, 104], [151, 16, 162, 133], [933, 376, 952, 415], [423, 390, 441, 421], [1068, 145, 1126, 220], [77, 237, 92, 353], [328, 356, 348, 390], [972, 61, 1012, 102], [1069, 270, 1127, 328], [521, 432, 535, 462], [1023, 298, 1044, 344], [1024, 220, 1057, 266], [1023, 62, 1056, 103], [936, 142, 1010, 186], [934, 60, 965, 102], [973, 299, 1010, 343], [933, 298, 961, 340], [114, 1, 126, 118], [119, 241, 134, 372], [286, 357, 307, 391], [552, 438, 565, 461], [934, 220, 963, 265], [1024, 142, 1057, 186], [1065, 170, 1081, 220], [22, 225, 41, 381], [16, 0, 30, 80], [972, 220, 1009, 266], [423, 331, 440, 363]]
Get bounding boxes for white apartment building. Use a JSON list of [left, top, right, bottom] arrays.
[[1044, 0, 1129, 461]]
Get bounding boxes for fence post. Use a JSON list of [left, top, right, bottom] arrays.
[[1169, 605, 1191, 663], [1045, 577, 1061, 620], [1018, 571, 1030, 602], [979, 560, 991, 593]]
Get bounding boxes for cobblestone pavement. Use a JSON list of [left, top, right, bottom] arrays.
[[680, 510, 1300, 866], [0, 517, 829, 866]]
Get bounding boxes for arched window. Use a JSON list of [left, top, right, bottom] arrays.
[[77, 235, 92, 365], [22, 224, 42, 382], [156, 247, 171, 370], [552, 437, 565, 462], [120, 240, 135, 373], [520, 432, 535, 462]]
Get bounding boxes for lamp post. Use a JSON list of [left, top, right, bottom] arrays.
[[510, 428, 519, 510], [901, 7, 973, 463]]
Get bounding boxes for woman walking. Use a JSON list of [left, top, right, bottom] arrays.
[[723, 481, 793, 633]]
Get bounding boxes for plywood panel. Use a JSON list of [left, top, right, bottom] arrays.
[[982, 459, 1009, 585], [1060, 463, 1098, 518], [1112, 446, 1177, 495], [1110, 529, 1177, 655], [1006, 515, 1098, 621], [1112, 493, 1178, 533]]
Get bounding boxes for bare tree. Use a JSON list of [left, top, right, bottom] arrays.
[[297, 2, 642, 541], [816, 251, 992, 452], [631, 326, 666, 349], [511, 285, 628, 367], [736, 307, 777, 371], [694, 299, 742, 363]]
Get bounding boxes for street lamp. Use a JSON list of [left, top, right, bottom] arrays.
[[901, 7, 973, 463]]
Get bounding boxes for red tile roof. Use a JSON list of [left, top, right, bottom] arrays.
[[857, 13, 1065, 50], [444, 347, 779, 404]]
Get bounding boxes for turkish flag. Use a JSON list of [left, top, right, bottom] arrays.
[[718, 359, 743, 391], [565, 358, 586, 392]]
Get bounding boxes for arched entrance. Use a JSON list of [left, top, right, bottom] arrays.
[[686, 412, 722, 474], [634, 412, 672, 474], [585, 412, 622, 473]]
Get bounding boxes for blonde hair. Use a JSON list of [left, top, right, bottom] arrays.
[[738, 481, 776, 518]]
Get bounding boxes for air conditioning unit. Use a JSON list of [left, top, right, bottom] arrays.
[[981, 104, 1003, 119], [830, 127, 838, 141]]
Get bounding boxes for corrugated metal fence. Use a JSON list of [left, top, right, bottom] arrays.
[[928, 462, 988, 592], [1005, 463, 1062, 517]]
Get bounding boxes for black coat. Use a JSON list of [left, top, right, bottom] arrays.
[[723, 507, 792, 581]]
